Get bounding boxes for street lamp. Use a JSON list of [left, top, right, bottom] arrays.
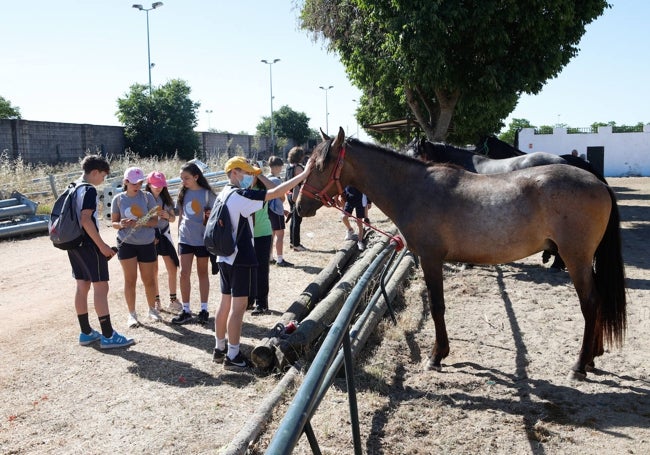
[[352, 98, 360, 138], [319, 85, 334, 135], [261, 58, 280, 153], [205, 109, 213, 130], [132, 2, 163, 94]]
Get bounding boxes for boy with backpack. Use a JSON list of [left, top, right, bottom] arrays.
[[59, 155, 134, 349], [211, 156, 313, 369]]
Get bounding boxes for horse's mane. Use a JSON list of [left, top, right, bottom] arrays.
[[313, 137, 426, 170]]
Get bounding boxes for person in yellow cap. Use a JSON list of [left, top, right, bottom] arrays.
[[213, 155, 314, 370]]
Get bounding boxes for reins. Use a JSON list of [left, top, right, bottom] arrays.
[[299, 139, 405, 251]]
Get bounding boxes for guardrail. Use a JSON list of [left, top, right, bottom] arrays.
[[267, 240, 411, 454]]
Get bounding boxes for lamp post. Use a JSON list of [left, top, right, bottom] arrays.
[[319, 85, 334, 135], [261, 58, 280, 153], [132, 2, 163, 94], [205, 109, 213, 130], [352, 98, 360, 138]]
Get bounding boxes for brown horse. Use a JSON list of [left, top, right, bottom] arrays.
[[297, 127, 626, 379]]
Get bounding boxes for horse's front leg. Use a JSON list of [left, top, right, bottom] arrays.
[[422, 260, 448, 371]]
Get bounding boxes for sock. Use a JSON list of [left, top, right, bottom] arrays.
[[227, 343, 240, 360], [201, 302, 208, 311], [154, 294, 160, 301], [182, 303, 190, 313], [215, 337, 227, 351], [277, 255, 284, 263], [78, 313, 92, 335], [98, 315, 114, 338], [170, 293, 177, 302]]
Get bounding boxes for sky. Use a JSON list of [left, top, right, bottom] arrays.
[[2, 0, 648, 143]]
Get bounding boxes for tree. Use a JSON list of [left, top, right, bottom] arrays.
[[0, 96, 21, 119], [256, 105, 312, 147], [499, 118, 534, 146], [116, 79, 200, 160], [301, 0, 609, 144]]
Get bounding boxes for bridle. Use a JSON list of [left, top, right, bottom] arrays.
[[299, 140, 346, 208]]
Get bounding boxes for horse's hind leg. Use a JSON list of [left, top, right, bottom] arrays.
[[421, 260, 449, 371]]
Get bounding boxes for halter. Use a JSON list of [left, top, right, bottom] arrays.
[[299, 140, 346, 207]]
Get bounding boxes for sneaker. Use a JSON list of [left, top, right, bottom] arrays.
[[127, 312, 140, 328], [79, 329, 101, 346], [167, 298, 182, 313], [357, 241, 365, 251], [224, 352, 251, 370], [251, 305, 268, 316], [344, 229, 356, 241], [100, 331, 135, 349], [269, 258, 277, 265], [212, 347, 227, 363], [292, 244, 307, 252], [171, 310, 193, 325], [197, 309, 209, 325], [148, 308, 162, 322], [276, 259, 293, 267]]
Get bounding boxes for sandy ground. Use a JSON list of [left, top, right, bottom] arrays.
[[1, 177, 649, 454]]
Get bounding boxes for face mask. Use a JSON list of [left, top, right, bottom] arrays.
[[239, 174, 254, 189]]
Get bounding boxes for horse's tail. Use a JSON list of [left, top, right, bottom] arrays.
[[594, 186, 627, 348], [560, 155, 608, 184]]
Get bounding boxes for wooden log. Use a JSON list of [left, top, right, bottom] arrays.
[[250, 240, 361, 370], [275, 233, 394, 369]]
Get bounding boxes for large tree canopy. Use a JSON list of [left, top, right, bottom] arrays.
[[301, 0, 609, 145], [116, 79, 200, 160], [256, 105, 313, 147], [0, 95, 21, 119]]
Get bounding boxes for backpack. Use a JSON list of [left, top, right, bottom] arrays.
[[49, 182, 91, 250], [204, 188, 243, 257]]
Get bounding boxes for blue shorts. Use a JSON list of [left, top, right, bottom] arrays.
[[269, 211, 285, 231], [68, 243, 110, 282], [117, 241, 157, 262], [217, 262, 256, 297], [178, 242, 210, 258]]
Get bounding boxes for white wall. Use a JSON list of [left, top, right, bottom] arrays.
[[517, 124, 650, 177]]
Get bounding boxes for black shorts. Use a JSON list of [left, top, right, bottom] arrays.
[[269, 211, 285, 231], [217, 262, 256, 297], [117, 241, 157, 262], [68, 243, 110, 282], [178, 242, 210, 258], [343, 200, 365, 218]]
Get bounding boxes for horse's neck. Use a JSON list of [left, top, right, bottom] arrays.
[[343, 145, 421, 221], [442, 145, 481, 170]]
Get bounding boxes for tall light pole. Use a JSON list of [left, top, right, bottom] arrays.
[[319, 85, 334, 135], [205, 109, 213, 130], [352, 98, 360, 138], [261, 58, 280, 153], [132, 2, 163, 94]]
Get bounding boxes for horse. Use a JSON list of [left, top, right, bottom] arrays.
[[406, 138, 608, 270], [297, 127, 626, 379]]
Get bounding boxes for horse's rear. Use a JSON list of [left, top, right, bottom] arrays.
[[414, 164, 626, 378]]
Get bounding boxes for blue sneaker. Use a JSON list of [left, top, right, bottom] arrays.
[[79, 329, 101, 346], [100, 331, 135, 349]]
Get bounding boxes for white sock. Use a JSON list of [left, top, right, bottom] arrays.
[[182, 303, 190, 312], [227, 343, 240, 360], [277, 255, 284, 262], [215, 337, 226, 351], [201, 302, 208, 311]]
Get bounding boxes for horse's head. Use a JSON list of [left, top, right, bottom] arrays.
[[296, 127, 346, 217]]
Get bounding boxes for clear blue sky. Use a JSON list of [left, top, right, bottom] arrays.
[[2, 0, 647, 143]]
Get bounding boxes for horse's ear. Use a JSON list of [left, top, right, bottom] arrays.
[[320, 128, 330, 141], [333, 127, 345, 149]]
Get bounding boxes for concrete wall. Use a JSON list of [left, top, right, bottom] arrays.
[[0, 119, 284, 165], [518, 124, 650, 177]]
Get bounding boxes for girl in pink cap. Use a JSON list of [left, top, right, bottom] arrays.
[[145, 171, 180, 314]]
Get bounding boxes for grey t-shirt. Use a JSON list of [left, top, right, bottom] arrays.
[[178, 187, 216, 246], [111, 190, 157, 245]]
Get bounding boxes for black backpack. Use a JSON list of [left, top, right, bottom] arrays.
[[49, 182, 91, 250], [204, 188, 243, 257]]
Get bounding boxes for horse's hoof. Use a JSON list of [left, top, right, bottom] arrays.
[[569, 369, 587, 381], [426, 359, 442, 371]]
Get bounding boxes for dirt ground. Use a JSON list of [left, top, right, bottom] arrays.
[[1, 177, 649, 454]]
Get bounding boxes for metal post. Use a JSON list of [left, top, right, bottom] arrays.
[[261, 59, 280, 153], [133, 3, 163, 94], [319, 85, 334, 135]]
